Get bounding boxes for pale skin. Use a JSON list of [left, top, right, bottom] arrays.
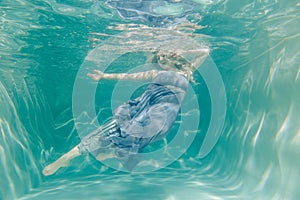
[[42, 51, 206, 176], [43, 145, 80, 176], [87, 69, 161, 81]]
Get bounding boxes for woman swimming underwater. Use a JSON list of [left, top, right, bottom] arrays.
[[42, 51, 201, 176]]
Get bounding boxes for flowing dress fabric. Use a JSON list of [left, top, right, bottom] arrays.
[[79, 71, 188, 169]]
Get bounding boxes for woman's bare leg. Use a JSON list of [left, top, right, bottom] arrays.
[[96, 152, 114, 161], [43, 145, 81, 176]]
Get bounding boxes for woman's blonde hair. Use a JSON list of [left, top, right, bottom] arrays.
[[150, 50, 196, 82]]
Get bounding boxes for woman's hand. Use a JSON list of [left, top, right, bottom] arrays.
[[87, 70, 104, 81]]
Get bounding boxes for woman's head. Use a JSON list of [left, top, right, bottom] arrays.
[[151, 50, 195, 82]]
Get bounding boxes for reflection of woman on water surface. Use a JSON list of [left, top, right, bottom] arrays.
[[43, 51, 205, 176]]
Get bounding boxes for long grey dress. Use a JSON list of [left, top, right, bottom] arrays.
[[78, 71, 188, 170]]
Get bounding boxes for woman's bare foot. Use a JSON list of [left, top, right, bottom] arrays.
[[43, 156, 70, 176], [43, 145, 80, 176]]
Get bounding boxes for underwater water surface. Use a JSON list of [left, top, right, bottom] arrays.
[[0, 0, 300, 199]]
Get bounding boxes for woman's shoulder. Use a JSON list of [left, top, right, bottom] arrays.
[[153, 71, 189, 91]]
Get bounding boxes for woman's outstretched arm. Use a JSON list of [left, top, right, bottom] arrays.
[[87, 69, 160, 81]]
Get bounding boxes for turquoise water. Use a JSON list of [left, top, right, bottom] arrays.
[[1, 0, 300, 199]]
